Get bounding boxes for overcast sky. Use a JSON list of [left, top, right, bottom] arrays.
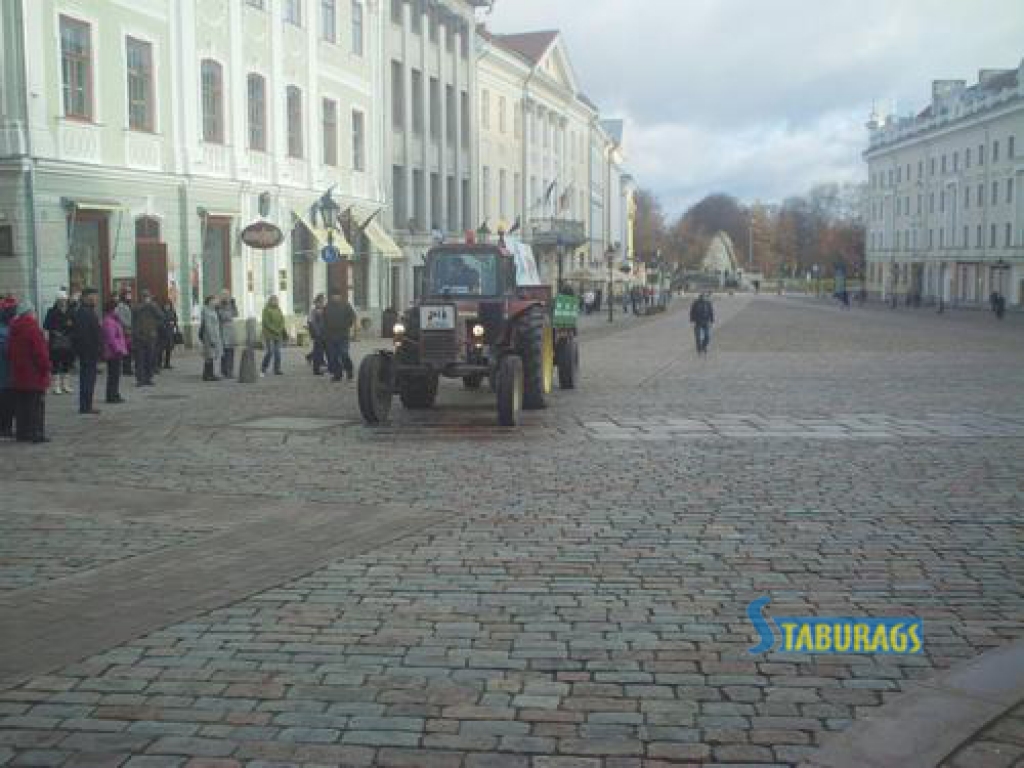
[[484, 0, 1024, 217]]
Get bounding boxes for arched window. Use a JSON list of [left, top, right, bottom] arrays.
[[200, 59, 224, 143]]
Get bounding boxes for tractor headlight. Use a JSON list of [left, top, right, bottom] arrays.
[[393, 322, 406, 336], [472, 324, 485, 339]]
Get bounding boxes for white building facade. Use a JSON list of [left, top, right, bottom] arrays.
[[0, 0, 391, 332], [864, 61, 1024, 306]]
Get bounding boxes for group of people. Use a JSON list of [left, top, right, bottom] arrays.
[[304, 292, 358, 382], [198, 290, 242, 381], [0, 287, 180, 443]]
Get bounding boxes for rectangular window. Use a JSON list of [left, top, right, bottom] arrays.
[[929, 193, 934, 213], [977, 225, 982, 248], [993, 140, 1000, 163], [428, 8, 439, 42], [1006, 223, 1013, 248], [430, 172, 441, 229], [321, 0, 336, 42], [429, 77, 440, 139], [351, 109, 365, 171], [391, 61, 404, 129], [963, 225, 969, 247], [1009, 136, 1015, 159], [952, 152, 958, 172], [412, 169, 425, 229], [446, 175, 457, 231], [392, 165, 407, 228], [939, 190, 945, 213], [482, 166, 490, 219], [481, 89, 490, 130], [897, 166, 902, 183], [1008, 179, 1014, 205], [286, 85, 303, 158], [990, 223, 997, 248], [445, 85, 455, 146], [965, 147, 972, 168], [939, 228, 944, 248], [929, 157, 935, 176], [126, 37, 153, 131], [460, 90, 469, 148], [322, 98, 338, 166], [979, 144, 985, 165], [411, 69, 423, 134], [247, 73, 267, 151], [410, 0, 421, 33], [978, 183, 984, 206], [60, 16, 92, 119], [201, 59, 224, 143], [992, 181, 999, 206], [964, 187, 970, 209], [283, 0, 302, 26], [917, 160, 923, 178], [941, 155, 946, 173], [391, 0, 403, 25], [0, 225, 13, 258], [351, 1, 364, 55], [445, 23, 454, 52]]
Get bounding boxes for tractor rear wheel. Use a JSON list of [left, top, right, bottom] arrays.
[[358, 354, 392, 425], [399, 373, 439, 409], [496, 355, 523, 427], [518, 305, 553, 410], [556, 335, 579, 389]]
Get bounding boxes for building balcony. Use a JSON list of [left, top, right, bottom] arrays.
[[526, 218, 587, 248]]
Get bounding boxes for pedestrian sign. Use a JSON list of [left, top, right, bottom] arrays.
[[321, 245, 341, 263]]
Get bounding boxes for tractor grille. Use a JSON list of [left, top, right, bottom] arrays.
[[421, 330, 459, 365]]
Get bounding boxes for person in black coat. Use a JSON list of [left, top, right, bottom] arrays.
[[42, 290, 76, 395], [71, 288, 103, 414]]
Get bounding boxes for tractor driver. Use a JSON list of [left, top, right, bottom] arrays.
[[449, 257, 480, 293]]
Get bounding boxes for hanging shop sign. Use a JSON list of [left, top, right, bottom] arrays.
[[240, 221, 285, 250]]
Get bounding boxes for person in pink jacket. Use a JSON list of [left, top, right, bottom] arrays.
[[101, 299, 129, 404]]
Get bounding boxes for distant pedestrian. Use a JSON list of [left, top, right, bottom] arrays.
[[101, 299, 128, 404], [260, 295, 286, 377], [306, 294, 327, 376], [71, 288, 102, 414], [583, 290, 595, 315], [42, 290, 75, 395], [323, 292, 356, 382], [0, 297, 17, 437], [217, 290, 239, 378], [159, 299, 179, 369], [115, 290, 134, 376], [689, 292, 714, 356], [8, 301, 51, 442], [132, 290, 163, 386], [199, 296, 223, 382]]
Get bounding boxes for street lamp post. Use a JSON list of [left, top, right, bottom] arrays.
[[606, 246, 616, 323]]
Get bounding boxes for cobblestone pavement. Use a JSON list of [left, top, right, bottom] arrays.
[[1, 296, 1023, 767], [939, 702, 1024, 768]]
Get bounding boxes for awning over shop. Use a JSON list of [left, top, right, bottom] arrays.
[[363, 218, 403, 260], [61, 198, 128, 213], [291, 209, 354, 257]]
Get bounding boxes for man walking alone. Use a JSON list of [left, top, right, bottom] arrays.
[[689, 292, 714, 356], [323, 292, 356, 382], [71, 288, 102, 414]]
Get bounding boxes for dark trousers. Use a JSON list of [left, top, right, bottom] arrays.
[[0, 388, 14, 434], [326, 338, 353, 379], [221, 347, 235, 378], [162, 340, 173, 368], [79, 359, 98, 412], [310, 339, 326, 373], [14, 390, 45, 441], [134, 340, 155, 384], [106, 356, 122, 402], [694, 324, 711, 354], [122, 346, 133, 375]]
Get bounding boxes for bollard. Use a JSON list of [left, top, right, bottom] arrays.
[[238, 317, 258, 383]]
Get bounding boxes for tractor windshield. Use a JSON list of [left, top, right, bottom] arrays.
[[426, 252, 501, 297]]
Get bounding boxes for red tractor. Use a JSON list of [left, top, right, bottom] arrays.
[[357, 240, 579, 426]]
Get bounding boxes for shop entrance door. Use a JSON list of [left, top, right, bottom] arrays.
[[67, 212, 111, 303], [202, 217, 233, 297]]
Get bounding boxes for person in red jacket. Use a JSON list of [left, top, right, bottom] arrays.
[[8, 302, 51, 443]]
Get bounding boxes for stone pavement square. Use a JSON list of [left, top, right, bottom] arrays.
[[1, 296, 1022, 767]]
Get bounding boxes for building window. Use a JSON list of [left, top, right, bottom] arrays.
[[391, 0, 403, 25], [391, 60, 404, 129], [351, 109, 365, 171], [321, 0, 336, 42], [351, 1, 364, 55], [410, 1, 422, 33], [498, 96, 506, 134], [445, 23, 454, 52], [392, 166, 407, 228], [200, 59, 224, 143], [939, 190, 945, 213], [979, 144, 985, 165], [481, 89, 490, 130], [1009, 136, 1015, 159], [286, 85, 303, 158], [428, 8, 439, 42], [917, 160, 923, 178], [1008, 179, 1014, 205], [977, 225, 982, 248], [322, 98, 338, 166], [939, 228, 944, 248], [952, 152, 958, 172], [283, 0, 302, 25], [482, 166, 490, 220], [430, 172, 441, 230], [964, 187, 970, 209], [460, 27, 468, 58], [965, 147, 971, 168], [993, 140, 1000, 163], [990, 223, 997, 248], [126, 37, 154, 131], [411, 69, 423, 134], [246, 74, 267, 151], [60, 16, 92, 120], [460, 90, 469, 148], [978, 183, 984, 206], [412, 169, 425, 229], [0, 225, 13, 259], [929, 157, 935, 176], [446, 175, 457, 231], [429, 77, 440, 139], [896, 166, 902, 184], [1006, 223, 1013, 248], [992, 181, 999, 206], [941, 155, 946, 174], [445, 85, 455, 147]]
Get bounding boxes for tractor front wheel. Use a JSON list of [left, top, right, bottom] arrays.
[[358, 354, 393, 425], [496, 355, 523, 427]]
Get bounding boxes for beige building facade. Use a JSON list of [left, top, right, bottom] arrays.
[[865, 61, 1024, 306]]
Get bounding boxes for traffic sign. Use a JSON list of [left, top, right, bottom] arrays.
[[321, 245, 341, 263]]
